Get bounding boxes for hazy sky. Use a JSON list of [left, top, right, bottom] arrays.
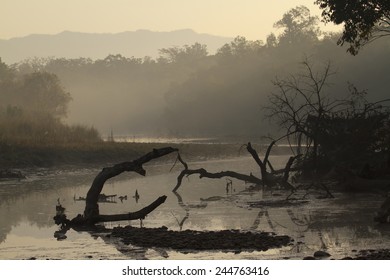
[[1, 0, 340, 40]]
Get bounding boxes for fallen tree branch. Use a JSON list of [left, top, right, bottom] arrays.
[[91, 195, 167, 223], [84, 147, 177, 221], [172, 153, 263, 192], [172, 142, 300, 193], [54, 147, 178, 228]]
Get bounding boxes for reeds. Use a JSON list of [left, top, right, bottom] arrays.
[[0, 110, 101, 146]]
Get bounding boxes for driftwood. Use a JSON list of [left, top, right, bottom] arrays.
[[246, 142, 297, 190], [173, 142, 296, 194], [54, 147, 177, 227], [54, 140, 336, 231], [91, 195, 167, 223], [173, 153, 263, 192]]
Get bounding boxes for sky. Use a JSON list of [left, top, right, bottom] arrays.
[[1, 0, 341, 41]]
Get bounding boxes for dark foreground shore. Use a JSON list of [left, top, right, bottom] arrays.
[[110, 226, 293, 253], [103, 225, 390, 260]]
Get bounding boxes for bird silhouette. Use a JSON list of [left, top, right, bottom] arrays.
[[133, 189, 140, 203]]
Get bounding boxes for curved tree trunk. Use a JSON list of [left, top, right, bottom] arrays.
[[57, 147, 178, 226], [83, 147, 177, 223]]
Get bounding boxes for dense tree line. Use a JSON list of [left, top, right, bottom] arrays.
[[3, 6, 389, 142]]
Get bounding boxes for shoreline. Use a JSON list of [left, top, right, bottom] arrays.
[[0, 141, 293, 172]]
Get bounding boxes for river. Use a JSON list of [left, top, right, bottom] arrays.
[[1, 155, 390, 259]]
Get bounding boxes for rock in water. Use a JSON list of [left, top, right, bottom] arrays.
[[314, 250, 331, 258]]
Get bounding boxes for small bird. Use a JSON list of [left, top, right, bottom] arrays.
[[133, 190, 140, 203]]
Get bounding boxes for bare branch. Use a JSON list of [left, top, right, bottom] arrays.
[[172, 153, 263, 192], [94, 196, 167, 223]]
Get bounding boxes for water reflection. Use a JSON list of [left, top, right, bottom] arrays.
[[172, 191, 207, 231], [133, 189, 139, 203], [1, 157, 390, 259], [0, 168, 97, 245]]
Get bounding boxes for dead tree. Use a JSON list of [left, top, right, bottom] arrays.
[[173, 142, 297, 194], [55, 147, 178, 227]]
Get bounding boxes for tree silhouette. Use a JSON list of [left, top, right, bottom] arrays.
[[315, 0, 390, 54], [274, 5, 321, 45]]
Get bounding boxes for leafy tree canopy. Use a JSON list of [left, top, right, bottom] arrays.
[[0, 62, 71, 119], [158, 43, 208, 63], [315, 0, 390, 54], [274, 5, 321, 45]]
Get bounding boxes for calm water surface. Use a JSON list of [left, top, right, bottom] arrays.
[[1, 156, 390, 259]]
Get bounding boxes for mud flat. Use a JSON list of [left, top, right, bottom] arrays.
[[110, 226, 293, 253]]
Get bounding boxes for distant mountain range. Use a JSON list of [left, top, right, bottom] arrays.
[[0, 29, 233, 64]]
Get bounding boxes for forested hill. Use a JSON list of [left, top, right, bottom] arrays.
[[0, 29, 233, 64]]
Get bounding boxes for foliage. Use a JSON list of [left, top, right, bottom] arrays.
[[0, 66, 71, 119], [216, 36, 264, 57], [20, 72, 71, 118], [315, 0, 390, 54], [158, 42, 208, 63], [0, 61, 101, 146], [273, 5, 321, 45]]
